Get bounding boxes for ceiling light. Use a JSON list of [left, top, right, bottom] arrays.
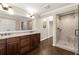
[[27, 7, 37, 15]]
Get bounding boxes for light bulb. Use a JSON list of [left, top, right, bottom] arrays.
[[8, 7, 14, 15]]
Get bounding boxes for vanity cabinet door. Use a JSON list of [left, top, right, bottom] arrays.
[[31, 33, 40, 49], [7, 37, 20, 55], [20, 35, 30, 54], [0, 40, 6, 55], [30, 35, 35, 49], [35, 33, 40, 44]]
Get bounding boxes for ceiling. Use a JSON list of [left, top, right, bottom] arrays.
[[12, 3, 72, 15]]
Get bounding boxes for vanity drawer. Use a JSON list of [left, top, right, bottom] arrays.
[[20, 35, 29, 39], [0, 40, 6, 46], [0, 47, 6, 55], [7, 37, 19, 43], [20, 36, 30, 47], [7, 37, 20, 55]]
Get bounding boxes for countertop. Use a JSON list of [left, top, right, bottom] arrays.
[[0, 32, 40, 39]]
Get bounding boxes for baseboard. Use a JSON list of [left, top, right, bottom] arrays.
[[40, 35, 53, 41]]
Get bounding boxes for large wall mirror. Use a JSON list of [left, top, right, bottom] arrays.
[[0, 17, 33, 31]]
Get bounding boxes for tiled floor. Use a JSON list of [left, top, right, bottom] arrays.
[[27, 37, 75, 55]]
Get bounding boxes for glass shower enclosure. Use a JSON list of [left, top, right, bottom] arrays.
[[56, 7, 79, 54]]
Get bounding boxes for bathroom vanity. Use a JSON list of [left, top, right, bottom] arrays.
[[0, 6, 41, 55], [0, 32, 40, 55]]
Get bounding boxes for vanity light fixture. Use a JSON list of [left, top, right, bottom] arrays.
[[0, 3, 13, 11], [0, 3, 14, 15], [0, 3, 8, 10]]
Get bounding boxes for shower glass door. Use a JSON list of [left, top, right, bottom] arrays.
[[56, 12, 78, 52]]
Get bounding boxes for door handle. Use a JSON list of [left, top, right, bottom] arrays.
[[57, 28, 62, 31]]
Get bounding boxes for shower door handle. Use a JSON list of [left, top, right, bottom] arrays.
[[75, 29, 79, 36], [57, 27, 62, 31]]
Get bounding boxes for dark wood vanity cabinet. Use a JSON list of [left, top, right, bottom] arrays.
[[7, 37, 20, 55], [35, 33, 40, 44], [31, 33, 40, 49], [19, 33, 40, 54], [0, 40, 6, 55], [0, 33, 40, 55], [20, 35, 30, 54]]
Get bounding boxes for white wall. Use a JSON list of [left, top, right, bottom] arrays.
[[35, 17, 53, 41]]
